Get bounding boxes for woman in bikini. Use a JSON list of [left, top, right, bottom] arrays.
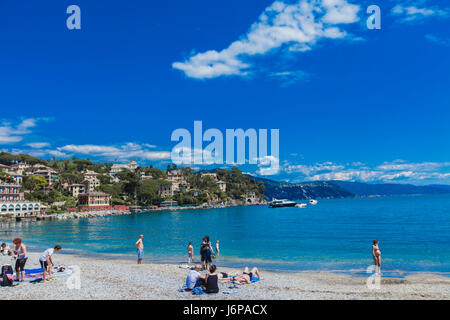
[[372, 239, 382, 275], [187, 242, 194, 265]]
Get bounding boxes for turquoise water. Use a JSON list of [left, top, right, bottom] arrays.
[[2, 194, 450, 276]]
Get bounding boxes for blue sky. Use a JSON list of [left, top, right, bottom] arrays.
[[0, 0, 449, 185]]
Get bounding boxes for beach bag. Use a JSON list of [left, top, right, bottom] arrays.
[[1, 274, 13, 287], [1, 265, 13, 277]]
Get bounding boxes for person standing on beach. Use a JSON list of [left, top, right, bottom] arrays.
[[136, 235, 144, 264], [39, 245, 62, 283], [187, 242, 194, 265], [215, 240, 220, 257], [372, 239, 382, 275], [12, 238, 28, 282], [200, 236, 213, 271]]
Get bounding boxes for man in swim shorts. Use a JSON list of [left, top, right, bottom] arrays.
[[136, 235, 144, 264]]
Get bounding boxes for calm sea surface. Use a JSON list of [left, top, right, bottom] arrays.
[[2, 194, 450, 277]]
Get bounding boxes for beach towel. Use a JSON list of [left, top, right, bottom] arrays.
[[192, 287, 206, 295], [21, 266, 73, 283]]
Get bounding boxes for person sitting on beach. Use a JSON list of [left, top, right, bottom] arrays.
[[233, 267, 261, 284], [187, 242, 194, 265], [1, 243, 11, 256], [12, 238, 28, 282], [185, 264, 205, 291], [204, 264, 219, 294], [136, 235, 144, 264], [372, 239, 382, 275], [39, 245, 62, 283]]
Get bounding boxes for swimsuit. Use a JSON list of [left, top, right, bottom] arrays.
[[15, 246, 28, 272]]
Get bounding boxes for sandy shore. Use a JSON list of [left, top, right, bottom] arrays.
[[0, 252, 449, 300]]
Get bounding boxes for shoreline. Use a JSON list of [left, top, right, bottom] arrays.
[[0, 202, 267, 223], [1, 252, 449, 300]]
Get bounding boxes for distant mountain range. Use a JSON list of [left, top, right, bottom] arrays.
[[253, 177, 353, 200], [251, 176, 450, 200]]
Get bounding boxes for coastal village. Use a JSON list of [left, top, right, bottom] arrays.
[[0, 152, 265, 220]]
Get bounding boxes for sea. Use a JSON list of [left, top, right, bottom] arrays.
[[2, 194, 450, 277]]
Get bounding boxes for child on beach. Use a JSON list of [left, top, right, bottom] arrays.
[[39, 245, 62, 283], [187, 242, 194, 265], [372, 239, 382, 275]]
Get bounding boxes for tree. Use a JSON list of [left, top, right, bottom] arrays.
[[137, 180, 159, 205], [0, 171, 15, 184], [23, 175, 48, 192], [73, 159, 93, 171]]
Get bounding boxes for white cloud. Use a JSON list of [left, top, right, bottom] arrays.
[[58, 143, 171, 161], [256, 155, 280, 175], [173, 0, 360, 79], [425, 34, 450, 46], [0, 118, 43, 144], [26, 142, 50, 149], [391, 1, 449, 22], [280, 159, 450, 184]]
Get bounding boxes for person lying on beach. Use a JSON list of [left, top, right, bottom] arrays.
[[204, 264, 219, 294], [39, 245, 62, 283], [136, 235, 144, 264], [372, 239, 382, 275], [185, 264, 205, 291], [232, 267, 261, 284], [217, 270, 238, 280]]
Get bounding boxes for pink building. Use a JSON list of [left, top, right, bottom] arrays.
[[0, 183, 24, 201]]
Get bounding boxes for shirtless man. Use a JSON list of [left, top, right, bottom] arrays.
[[233, 267, 261, 284], [136, 235, 144, 264], [187, 242, 194, 265], [372, 239, 382, 275]]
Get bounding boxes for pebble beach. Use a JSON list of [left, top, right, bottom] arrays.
[[1, 252, 449, 300]]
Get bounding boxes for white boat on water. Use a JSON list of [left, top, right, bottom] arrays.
[[295, 203, 307, 208], [269, 199, 297, 208], [309, 199, 318, 205]]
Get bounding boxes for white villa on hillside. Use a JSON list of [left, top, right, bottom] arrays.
[[110, 160, 138, 175]]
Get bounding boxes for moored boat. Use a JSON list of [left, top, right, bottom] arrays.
[[269, 199, 297, 208]]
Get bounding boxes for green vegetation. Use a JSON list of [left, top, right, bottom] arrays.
[[0, 152, 265, 210]]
